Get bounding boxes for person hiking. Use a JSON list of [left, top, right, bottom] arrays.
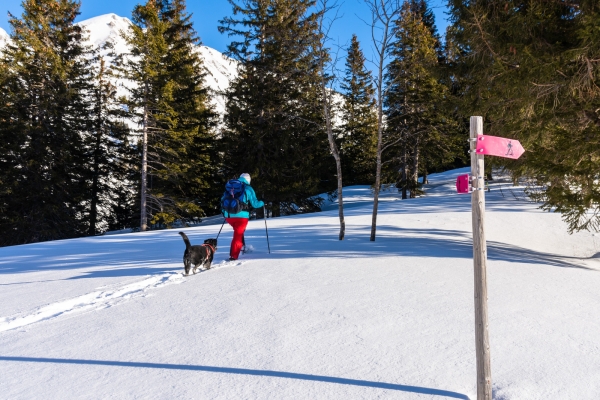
[[221, 173, 264, 261]]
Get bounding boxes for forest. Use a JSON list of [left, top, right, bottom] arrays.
[[0, 0, 598, 246]]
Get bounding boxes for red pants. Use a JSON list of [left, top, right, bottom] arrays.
[[226, 218, 248, 259]]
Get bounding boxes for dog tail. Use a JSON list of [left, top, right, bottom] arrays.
[[178, 232, 191, 249]]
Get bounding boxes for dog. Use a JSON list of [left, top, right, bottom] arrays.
[[178, 232, 217, 275]]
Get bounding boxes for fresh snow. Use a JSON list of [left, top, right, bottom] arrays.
[[78, 13, 132, 58], [2, 169, 600, 399], [0, 15, 238, 118], [76, 13, 238, 117], [0, 26, 9, 48]]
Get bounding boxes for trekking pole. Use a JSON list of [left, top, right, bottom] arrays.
[[216, 217, 226, 240], [263, 205, 271, 254]]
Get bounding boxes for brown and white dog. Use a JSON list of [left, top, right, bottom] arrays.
[[178, 232, 217, 275]]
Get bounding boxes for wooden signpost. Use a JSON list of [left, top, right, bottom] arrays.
[[458, 117, 525, 400]]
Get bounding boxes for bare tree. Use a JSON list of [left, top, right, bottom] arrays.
[[316, 0, 345, 240], [363, 0, 402, 241]]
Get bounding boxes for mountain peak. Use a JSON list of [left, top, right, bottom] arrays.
[[77, 13, 132, 53]]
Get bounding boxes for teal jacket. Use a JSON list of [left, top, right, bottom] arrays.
[[221, 177, 264, 218]]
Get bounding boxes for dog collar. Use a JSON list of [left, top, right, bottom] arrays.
[[202, 243, 216, 254]]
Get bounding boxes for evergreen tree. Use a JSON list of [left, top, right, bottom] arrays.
[[118, 0, 167, 231], [384, 1, 456, 198], [152, 0, 220, 224], [339, 34, 378, 185], [119, 0, 218, 230], [0, 0, 92, 245], [408, 0, 440, 52], [447, 0, 600, 232], [85, 54, 137, 235], [219, 0, 331, 216]]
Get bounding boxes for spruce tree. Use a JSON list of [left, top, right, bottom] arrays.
[[157, 0, 222, 222], [85, 54, 137, 235], [384, 1, 456, 198], [0, 0, 92, 245], [119, 0, 218, 230], [447, 0, 600, 232], [219, 0, 331, 216], [118, 0, 167, 231], [339, 34, 378, 186], [155, 0, 220, 222]]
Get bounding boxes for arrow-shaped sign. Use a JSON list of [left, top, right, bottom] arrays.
[[475, 135, 524, 159]]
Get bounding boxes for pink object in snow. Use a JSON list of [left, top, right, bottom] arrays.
[[456, 174, 470, 194], [475, 135, 525, 160]]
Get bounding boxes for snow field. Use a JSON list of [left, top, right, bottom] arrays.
[[1, 170, 600, 399]]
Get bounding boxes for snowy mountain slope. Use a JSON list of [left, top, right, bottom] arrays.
[[2, 14, 348, 124], [78, 13, 132, 57], [76, 14, 238, 116], [0, 15, 237, 117], [1, 169, 600, 399], [0, 26, 9, 47]]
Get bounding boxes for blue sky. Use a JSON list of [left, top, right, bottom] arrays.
[[1, 0, 450, 66]]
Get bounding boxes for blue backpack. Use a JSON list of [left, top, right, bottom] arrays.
[[222, 179, 248, 216]]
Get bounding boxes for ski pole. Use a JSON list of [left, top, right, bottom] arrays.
[[216, 218, 226, 240], [263, 205, 271, 254]]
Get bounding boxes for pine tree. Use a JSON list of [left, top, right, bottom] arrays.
[[384, 1, 455, 198], [447, 0, 600, 232], [339, 34, 378, 186], [0, 0, 92, 245], [152, 0, 220, 224], [118, 0, 167, 231], [85, 54, 137, 235], [219, 0, 331, 216], [119, 0, 218, 230], [408, 0, 440, 49]]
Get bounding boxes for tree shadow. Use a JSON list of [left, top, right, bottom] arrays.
[[246, 225, 594, 270], [0, 235, 183, 275], [0, 356, 469, 399]]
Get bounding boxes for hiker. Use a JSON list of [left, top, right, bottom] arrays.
[[221, 173, 264, 261]]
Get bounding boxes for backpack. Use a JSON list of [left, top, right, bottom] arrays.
[[221, 179, 248, 216]]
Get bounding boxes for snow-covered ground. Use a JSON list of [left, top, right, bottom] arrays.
[[1, 169, 599, 399]]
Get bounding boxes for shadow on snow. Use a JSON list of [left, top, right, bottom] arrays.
[[0, 356, 469, 399]]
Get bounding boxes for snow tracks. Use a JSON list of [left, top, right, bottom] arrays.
[[0, 273, 184, 333], [0, 257, 248, 333]]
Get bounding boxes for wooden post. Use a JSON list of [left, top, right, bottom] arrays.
[[470, 116, 492, 399]]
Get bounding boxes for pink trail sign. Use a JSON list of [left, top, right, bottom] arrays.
[[475, 135, 525, 159]]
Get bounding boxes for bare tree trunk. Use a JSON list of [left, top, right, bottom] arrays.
[[410, 140, 419, 198], [328, 104, 345, 241], [322, 77, 345, 240], [366, 0, 400, 241], [401, 146, 407, 199], [370, 98, 383, 241], [318, 0, 345, 240], [140, 82, 149, 232]]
